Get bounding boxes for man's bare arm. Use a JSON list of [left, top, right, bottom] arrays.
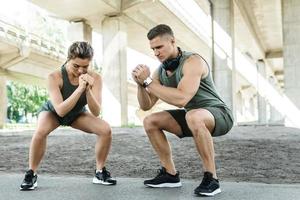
[[146, 55, 206, 107], [137, 69, 159, 110]]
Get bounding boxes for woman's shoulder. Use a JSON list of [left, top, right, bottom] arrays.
[[48, 69, 63, 86], [88, 70, 101, 80], [48, 69, 62, 79]]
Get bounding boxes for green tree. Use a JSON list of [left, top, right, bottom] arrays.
[[6, 81, 48, 123]]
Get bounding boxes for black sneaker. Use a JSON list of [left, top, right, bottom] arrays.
[[194, 171, 221, 196], [20, 169, 37, 191], [92, 167, 117, 185], [144, 167, 182, 188]]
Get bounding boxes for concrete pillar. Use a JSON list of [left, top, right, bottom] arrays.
[[0, 76, 7, 128], [269, 105, 284, 124], [282, 1, 300, 112], [268, 76, 284, 124], [212, 0, 234, 112], [67, 20, 92, 43], [102, 16, 128, 126], [256, 60, 267, 124]]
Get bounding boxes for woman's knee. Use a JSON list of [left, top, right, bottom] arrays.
[[96, 120, 112, 137], [33, 129, 50, 140]]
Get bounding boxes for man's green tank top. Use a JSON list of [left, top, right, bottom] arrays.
[[159, 51, 228, 111], [43, 64, 87, 117]]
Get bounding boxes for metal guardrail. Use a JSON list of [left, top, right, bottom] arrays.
[[0, 19, 66, 59]]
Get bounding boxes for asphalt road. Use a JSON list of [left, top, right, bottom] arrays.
[[1, 173, 300, 200]]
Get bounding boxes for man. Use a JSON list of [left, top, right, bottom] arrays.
[[20, 41, 116, 190], [132, 24, 233, 196]]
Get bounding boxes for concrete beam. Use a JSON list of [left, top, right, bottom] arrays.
[[0, 52, 19, 69], [274, 70, 284, 76], [234, 0, 266, 58], [0, 68, 46, 87], [265, 50, 283, 59], [0, 47, 30, 69], [102, 0, 121, 11], [234, 0, 282, 91], [67, 20, 92, 43], [241, 85, 252, 90], [121, 0, 147, 11]]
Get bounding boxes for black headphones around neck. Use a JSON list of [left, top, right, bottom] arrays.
[[162, 47, 182, 71]]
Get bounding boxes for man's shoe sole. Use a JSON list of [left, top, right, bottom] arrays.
[[20, 182, 37, 191], [145, 182, 182, 188], [196, 188, 221, 196], [92, 177, 116, 185]]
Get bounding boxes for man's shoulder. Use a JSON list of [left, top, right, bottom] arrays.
[[182, 51, 202, 60], [182, 54, 205, 66], [182, 53, 209, 77], [181, 52, 203, 68], [182, 50, 197, 57]]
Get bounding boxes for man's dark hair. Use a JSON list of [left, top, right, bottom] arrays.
[[67, 41, 94, 60], [147, 24, 174, 40]]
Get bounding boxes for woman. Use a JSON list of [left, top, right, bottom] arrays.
[[20, 41, 116, 190]]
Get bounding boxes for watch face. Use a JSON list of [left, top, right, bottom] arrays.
[[143, 77, 152, 87]]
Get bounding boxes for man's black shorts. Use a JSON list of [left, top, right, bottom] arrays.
[[166, 106, 233, 138]]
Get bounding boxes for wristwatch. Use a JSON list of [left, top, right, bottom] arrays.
[[142, 77, 153, 88]]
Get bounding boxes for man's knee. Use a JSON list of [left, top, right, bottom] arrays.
[[143, 114, 160, 133], [185, 111, 207, 134]]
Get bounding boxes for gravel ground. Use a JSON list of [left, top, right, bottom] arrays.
[[0, 125, 299, 184]]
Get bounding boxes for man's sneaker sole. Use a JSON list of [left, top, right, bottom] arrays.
[[20, 182, 37, 191], [92, 177, 116, 185], [196, 188, 221, 196], [145, 182, 182, 188]]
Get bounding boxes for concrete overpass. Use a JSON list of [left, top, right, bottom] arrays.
[[0, 0, 300, 128], [0, 18, 66, 127]]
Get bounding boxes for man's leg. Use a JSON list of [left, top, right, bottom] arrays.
[[186, 108, 221, 196], [143, 111, 183, 175], [143, 111, 184, 187], [185, 108, 216, 177]]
